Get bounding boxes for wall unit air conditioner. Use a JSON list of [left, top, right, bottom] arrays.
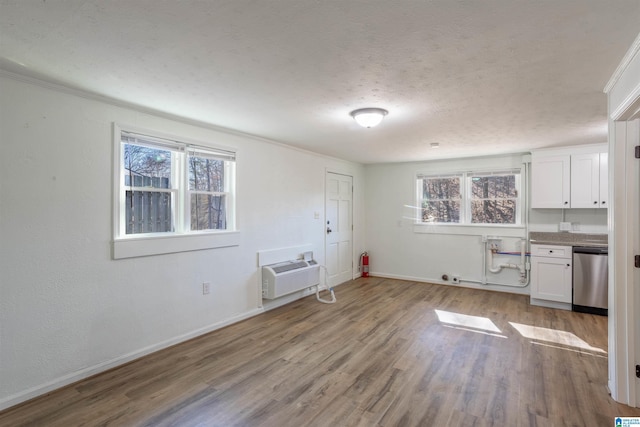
[[262, 259, 320, 299]]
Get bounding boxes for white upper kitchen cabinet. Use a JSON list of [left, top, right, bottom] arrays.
[[570, 152, 608, 208], [531, 143, 608, 209], [599, 152, 608, 208], [531, 154, 570, 208]]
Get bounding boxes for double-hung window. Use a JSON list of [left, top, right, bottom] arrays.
[[468, 171, 519, 225], [188, 146, 234, 231], [113, 124, 237, 258], [417, 174, 462, 223], [122, 136, 178, 235], [416, 169, 521, 226]]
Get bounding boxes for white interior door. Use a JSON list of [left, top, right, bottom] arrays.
[[325, 172, 353, 287], [610, 115, 640, 407]]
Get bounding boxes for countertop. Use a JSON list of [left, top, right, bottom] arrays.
[[529, 231, 608, 248]]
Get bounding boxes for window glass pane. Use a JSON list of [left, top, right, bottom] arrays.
[[124, 144, 171, 188], [471, 200, 516, 224], [125, 191, 172, 234], [191, 194, 226, 230], [471, 175, 516, 199], [423, 177, 460, 200], [189, 156, 224, 192], [421, 200, 461, 223], [117, 126, 237, 242]]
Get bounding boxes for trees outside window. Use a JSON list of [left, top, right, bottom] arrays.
[[417, 171, 520, 225], [189, 154, 227, 230], [124, 144, 174, 234], [470, 174, 517, 224], [117, 129, 235, 238], [420, 176, 462, 223]]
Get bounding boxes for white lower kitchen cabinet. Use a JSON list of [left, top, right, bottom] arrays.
[[530, 244, 572, 310]]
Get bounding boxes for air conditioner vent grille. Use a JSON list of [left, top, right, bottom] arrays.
[[272, 261, 309, 274]]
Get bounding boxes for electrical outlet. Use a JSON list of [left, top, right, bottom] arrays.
[[202, 282, 211, 295]]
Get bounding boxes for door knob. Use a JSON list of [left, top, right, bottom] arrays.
[[327, 227, 332, 234]]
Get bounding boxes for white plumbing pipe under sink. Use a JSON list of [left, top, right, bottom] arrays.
[[487, 239, 527, 278]]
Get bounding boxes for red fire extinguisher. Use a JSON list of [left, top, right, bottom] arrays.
[[360, 252, 369, 277]]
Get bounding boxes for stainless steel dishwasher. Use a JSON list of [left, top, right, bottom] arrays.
[[572, 246, 608, 316]]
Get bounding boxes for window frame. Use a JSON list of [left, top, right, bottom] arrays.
[[416, 168, 522, 227], [112, 123, 239, 259], [416, 173, 463, 224], [466, 171, 521, 226], [121, 138, 181, 235], [187, 147, 235, 232]]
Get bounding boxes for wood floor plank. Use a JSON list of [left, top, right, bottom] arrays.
[[2, 277, 640, 426]]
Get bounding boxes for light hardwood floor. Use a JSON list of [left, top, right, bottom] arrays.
[[2, 277, 640, 426]]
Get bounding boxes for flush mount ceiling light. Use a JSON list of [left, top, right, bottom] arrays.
[[431, 143, 440, 149], [350, 108, 388, 128]]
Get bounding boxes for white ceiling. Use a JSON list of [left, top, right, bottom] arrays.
[[1, 1, 639, 164]]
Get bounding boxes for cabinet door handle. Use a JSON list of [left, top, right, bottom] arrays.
[[564, 201, 568, 205], [602, 201, 606, 205], [594, 201, 598, 204], [567, 264, 570, 267]]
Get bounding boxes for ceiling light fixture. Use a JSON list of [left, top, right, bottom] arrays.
[[431, 143, 440, 149], [350, 108, 388, 128]]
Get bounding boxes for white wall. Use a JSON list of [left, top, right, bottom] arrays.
[[529, 209, 607, 233], [0, 74, 365, 409], [365, 154, 528, 294], [364, 152, 608, 294]]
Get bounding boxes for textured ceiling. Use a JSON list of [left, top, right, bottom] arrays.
[[1, 1, 639, 163]]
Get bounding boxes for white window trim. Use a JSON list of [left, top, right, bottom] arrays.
[[415, 168, 523, 231], [112, 231, 241, 259], [112, 123, 239, 259], [412, 223, 525, 236], [415, 173, 464, 224], [466, 170, 522, 226], [186, 146, 236, 232]]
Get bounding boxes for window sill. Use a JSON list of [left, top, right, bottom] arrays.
[[413, 223, 525, 237], [112, 231, 240, 259]]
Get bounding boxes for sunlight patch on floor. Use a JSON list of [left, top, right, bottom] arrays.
[[531, 341, 607, 358], [509, 322, 607, 354], [435, 310, 502, 333]]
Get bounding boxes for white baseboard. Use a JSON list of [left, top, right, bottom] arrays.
[[0, 307, 264, 411], [529, 298, 571, 310], [369, 271, 529, 295]]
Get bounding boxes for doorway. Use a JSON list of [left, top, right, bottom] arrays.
[[325, 172, 353, 287], [610, 109, 640, 406]]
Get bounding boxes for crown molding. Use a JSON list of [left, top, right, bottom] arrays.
[[604, 32, 640, 94], [0, 68, 356, 166]]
